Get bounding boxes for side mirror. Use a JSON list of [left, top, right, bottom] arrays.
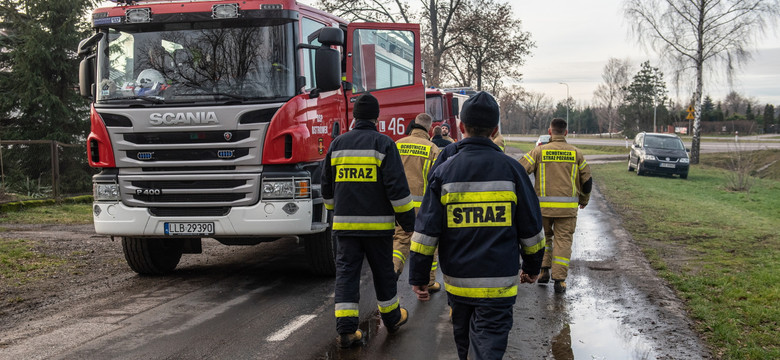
[[315, 46, 341, 92], [452, 98, 460, 116], [79, 55, 96, 98], [686, 148, 691, 152], [318, 27, 343, 47]]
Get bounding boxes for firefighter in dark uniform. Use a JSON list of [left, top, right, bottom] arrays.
[[408, 92, 545, 360], [322, 93, 415, 348]]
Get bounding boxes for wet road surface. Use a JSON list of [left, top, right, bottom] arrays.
[[0, 186, 709, 360]]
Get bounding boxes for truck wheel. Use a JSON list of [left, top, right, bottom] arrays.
[[122, 237, 183, 275], [303, 230, 336, 277]]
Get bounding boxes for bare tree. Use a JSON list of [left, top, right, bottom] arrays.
[[443, 0, 533, 91], [497, 85, 525, 134], [420, 0, 466, 87], [593, 58, 632, 138], [318, 0, 413, 22], [519, 91, 554, 135], [624, 0, 780, 164]]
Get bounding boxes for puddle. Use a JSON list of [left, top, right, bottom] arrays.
[[316, 311, 383, 360]]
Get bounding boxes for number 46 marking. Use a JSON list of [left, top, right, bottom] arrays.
[[349, 117, 405, 135]]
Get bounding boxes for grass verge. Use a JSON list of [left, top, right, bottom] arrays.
[[0, 203, 93, 225], [0, 238, 67, 288], [593, 162, 779, 359]]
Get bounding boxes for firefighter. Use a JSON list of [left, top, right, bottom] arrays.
[[322, 93, 415, 348], [430, 125, 452, 149], [518, 118, 592, 294], [408, 92, 545, 360], [492, 130, 506, 152], [393, 113, 441, 291]]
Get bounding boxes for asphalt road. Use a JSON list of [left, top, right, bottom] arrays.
[[506, 135, 780, 153], [0, 179, 711, 359]]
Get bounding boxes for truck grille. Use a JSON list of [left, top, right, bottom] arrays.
[[120, 174, 260, 208]]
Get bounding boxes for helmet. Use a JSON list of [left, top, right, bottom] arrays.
[[136, 69, 164, 88]]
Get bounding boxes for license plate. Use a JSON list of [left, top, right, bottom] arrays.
[[659, 163, 676, 168], [165, 222, 215, 235]]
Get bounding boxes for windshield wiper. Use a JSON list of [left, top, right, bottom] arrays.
[[186, 91, 249, 101], [103, 95, 165, 104]]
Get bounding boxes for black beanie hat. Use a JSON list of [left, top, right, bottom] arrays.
[[461, 91, 499, 128], [353, 93, 380, 120]]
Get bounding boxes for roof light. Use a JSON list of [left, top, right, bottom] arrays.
[[261, 4, 283, 10], [125, 8, 151, 23], [213, 4, 239, 19]]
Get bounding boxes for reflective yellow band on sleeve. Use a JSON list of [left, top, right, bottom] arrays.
[[523, 153, 535, 165], [393, 250, 406, 263], [523, 237, 546, 255], [410, 241, 436, 256], [377, 296, 400, 313]]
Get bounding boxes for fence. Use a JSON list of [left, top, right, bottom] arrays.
[[0, 139, 95, 203]]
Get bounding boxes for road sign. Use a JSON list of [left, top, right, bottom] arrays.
[[686, 105, 695, 119], [687, 106, 695, 112]]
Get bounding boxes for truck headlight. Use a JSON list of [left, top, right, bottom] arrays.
[[94, 183, 120, 201], [642, 154, 657, 161], [679, 157, 689, 164], [262, 179, 310, 200]]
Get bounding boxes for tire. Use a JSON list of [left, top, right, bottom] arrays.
[[636, 161, 644, 176], [121, 237, 183, 275], [304, 229, 336, 277], [627, 156, 635, 171]]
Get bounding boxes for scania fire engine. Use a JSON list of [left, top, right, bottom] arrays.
[[78, 0, 424, 275]]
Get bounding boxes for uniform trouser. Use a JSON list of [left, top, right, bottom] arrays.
[[393, 224, 438, 284], [335, 234, 402, 335], [542, 216, 578, 281], [450, 297, 514, 360]]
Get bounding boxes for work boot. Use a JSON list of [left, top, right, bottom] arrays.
[[338, 330, 364, 348], [427, 281, 441, 293], [554, 280, 566, 294], [537, 267, 550, 284], [386, 308, 408, 333]]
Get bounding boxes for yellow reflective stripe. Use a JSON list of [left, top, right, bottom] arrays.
[[411, 201, 422, 208], [333, 222, 395, 230], [331, 156, 382, 166], [499, 146, 505, 152], [333, 215, 395, 231], [579, 160, 588, 171], [335, 302, 359, 318], [540, 163, 546, 197], [411, 241, 436, 256], [441, 191, 517, 205], [324, 198, 334, 210], [540, 202, 579, 208], [430, 261, 438, 271], [570, 164, 577, 197], [393, 250, 406, 263], [523, 237, 546, 255], [554, 256, 570, 267], [523, 153, 535, 165], [445, 284, 517, 298], [393, 201, 414, 213], [378, 297, 400, 313]]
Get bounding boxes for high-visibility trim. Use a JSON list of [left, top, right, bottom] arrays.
[[523, 153, 535, 165], [499, 146, 505, 152], [391, 195, 414, 213], [393, 250, 406, 263], [331, 149, 385, 166], [422, 159, 431, 191], [542, 149, 576, 163], [444, 275, 518, 298], [397, 143, 431, 158], [335, 302, 359, 318], [442, 181, 515, 194], [540, 201, 579, 209], [431, 261, 438, 271], [520, 229, 546, 255], [441, 191, 517, 205], [570, 163, 578, 197], [332, 215, 395, 231], [578, 160, 588, 171], [411, 232, 439, 247], [539, 196, 578, 203], [553, 256, 570, 267], [411, 241, 436, 256], [523, 237, 546, 255], [540, 163, 546, 197], [377, 296, 400, 313], [324, 198, 334, 210], [411, 195, 424, 208]]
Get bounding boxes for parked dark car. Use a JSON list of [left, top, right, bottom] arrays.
[[627, 132, 689, 179], [535, 134, 551, 147]]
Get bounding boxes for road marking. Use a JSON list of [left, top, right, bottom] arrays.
[[267, 314, 317, 342]]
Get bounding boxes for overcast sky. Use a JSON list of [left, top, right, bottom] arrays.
[[511, 0, 780, 106]]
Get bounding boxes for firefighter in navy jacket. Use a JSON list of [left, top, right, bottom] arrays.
[[408, 92, 545, 360], [321, 93, 415, 348]]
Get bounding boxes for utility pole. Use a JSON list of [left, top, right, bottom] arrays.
[[559, 82, 569, 129]]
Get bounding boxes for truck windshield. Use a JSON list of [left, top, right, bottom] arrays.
[[96, 22, 295, 104]]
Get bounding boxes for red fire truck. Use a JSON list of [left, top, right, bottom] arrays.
[[77, 0, 424, 275]]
